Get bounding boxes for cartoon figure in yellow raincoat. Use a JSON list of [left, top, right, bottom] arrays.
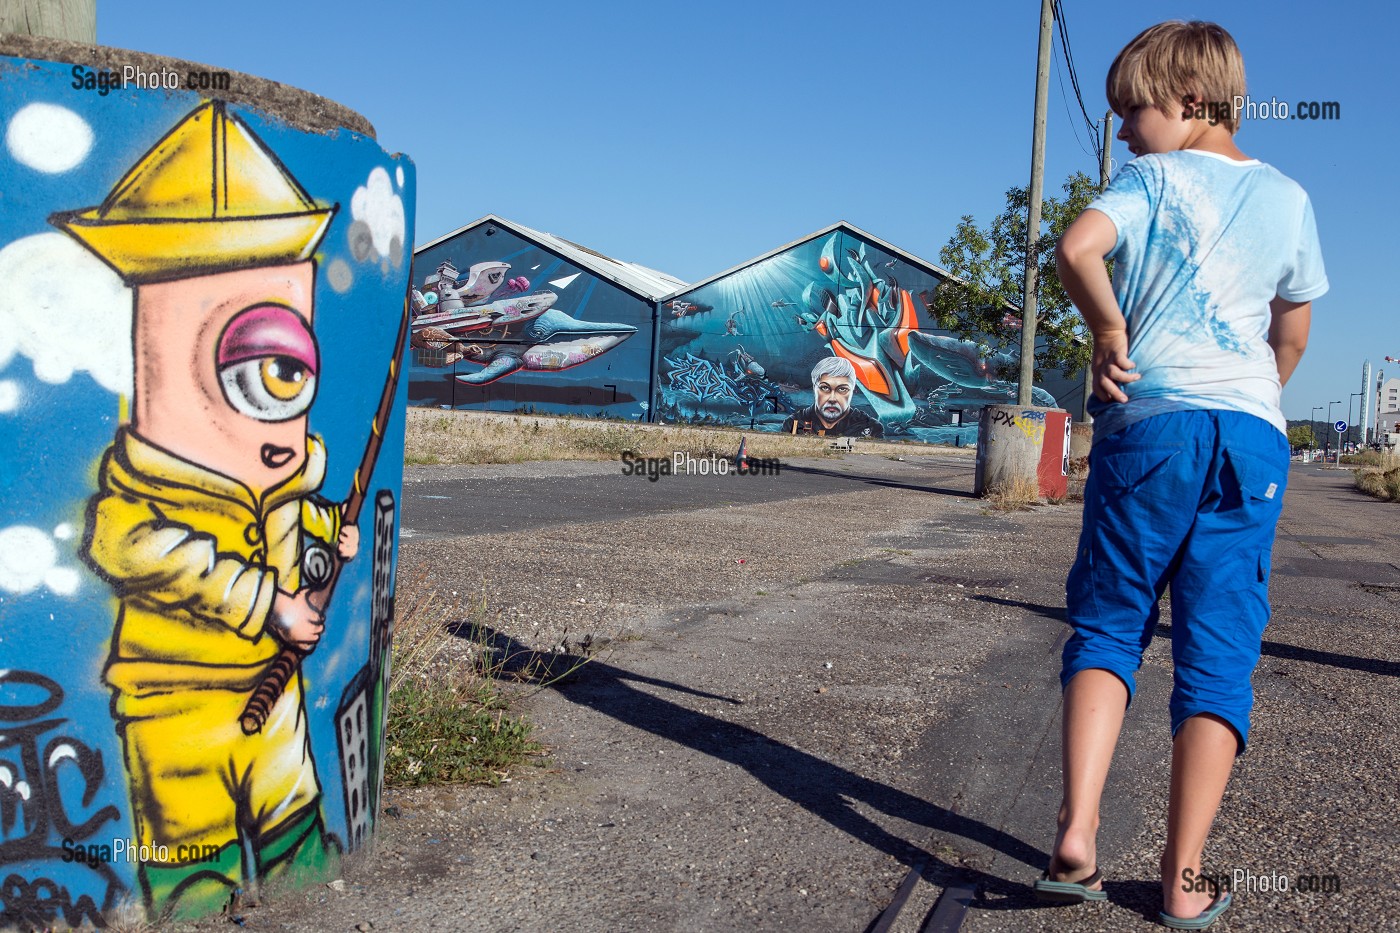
[[53, 101, 357, 918]]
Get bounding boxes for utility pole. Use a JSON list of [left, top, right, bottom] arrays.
[[1081, 110, 1113, 422], [0, 0, 95, 42], [1018, 0, 1054, 407]]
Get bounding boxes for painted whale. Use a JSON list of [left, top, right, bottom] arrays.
[[454, 309, 638, 386], [907, 331, 1059, 408]]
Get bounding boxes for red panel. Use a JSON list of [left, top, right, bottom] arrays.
[[1037, 410, 1070, 499]]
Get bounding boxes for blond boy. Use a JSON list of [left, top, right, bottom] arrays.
[[1035, 22, 1326, 929]]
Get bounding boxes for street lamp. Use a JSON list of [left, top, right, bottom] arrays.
[[1311, 405, 1323, 456], [1326, 400, 1342, 463], [1349, 392, 1363, 452]]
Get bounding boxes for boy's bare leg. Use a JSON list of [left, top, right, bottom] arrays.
[[1051, 668, 1129, 883], [1160, 713, 1236, 917]]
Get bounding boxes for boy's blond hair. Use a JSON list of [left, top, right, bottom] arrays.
[[1107, 21, 1246, 133]]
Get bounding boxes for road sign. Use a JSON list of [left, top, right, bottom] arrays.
[[1335, 420, 1348, 433]]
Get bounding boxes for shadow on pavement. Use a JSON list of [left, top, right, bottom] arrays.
[[781, 463, 978, 499], [458, 624, 1060, 908], [967, 595, 1400, 678]]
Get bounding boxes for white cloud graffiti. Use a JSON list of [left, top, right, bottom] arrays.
[[0, 233, 133, 396], [348, 167, 405, 268], [0, 525, 81, 597], [6, 103, 93, 173]]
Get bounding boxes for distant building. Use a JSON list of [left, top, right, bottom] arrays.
[[654, 221, 1082, 443], [408, 217, 1085, 443], [408, 215, 685, 420], [1377, 375, 1400, 437]]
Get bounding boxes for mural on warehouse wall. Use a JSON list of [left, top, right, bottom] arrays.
[[0, 54, 413, 927], [408, 224, 653, 419], [657, 226, 1081, 443]]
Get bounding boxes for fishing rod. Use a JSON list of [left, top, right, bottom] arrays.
[[240, 291, 410, 735]]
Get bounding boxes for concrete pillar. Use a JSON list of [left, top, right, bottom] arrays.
[[0, 35, 412, 925], [974, 404, 1070, 497], [1069, 422, 1093, 463]]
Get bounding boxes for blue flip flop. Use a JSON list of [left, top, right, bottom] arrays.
[[1159, 887, 1232, 929], [1033, 867, 1108, 903]]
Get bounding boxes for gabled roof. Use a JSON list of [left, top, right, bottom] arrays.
[[657, 220, 958, 301], [415, 214, 688, 302]]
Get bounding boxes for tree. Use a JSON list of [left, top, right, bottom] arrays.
[[931, 171, 1101, 380], [1287, 424, 1315, 449]]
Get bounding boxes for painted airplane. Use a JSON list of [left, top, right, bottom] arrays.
[[411, 291, 557, 339]]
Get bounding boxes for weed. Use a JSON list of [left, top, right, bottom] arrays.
[[1341, 450, 1394, 468], [382, 585, 543, 788], [1353, 465, 1400, 502], [385, 681, 537, 787], [983, 474, 1042, 511]]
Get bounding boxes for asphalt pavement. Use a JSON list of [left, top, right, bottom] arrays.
[[181, 453, 1400, 933]]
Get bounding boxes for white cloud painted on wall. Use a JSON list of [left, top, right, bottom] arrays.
[[0, 233, 133, 396], [348, 167, 405, 268], [0, 525, 81, 596], [6, 103, 93, 173]]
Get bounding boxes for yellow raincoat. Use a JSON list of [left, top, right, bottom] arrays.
[[82, 427, 339, 903]]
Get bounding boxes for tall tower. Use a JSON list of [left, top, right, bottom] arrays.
[[1361, 360, 1373, 444]]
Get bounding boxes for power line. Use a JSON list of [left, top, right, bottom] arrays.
[[1052, 0, 1102, 165], [1053, 40, 1098, 162]]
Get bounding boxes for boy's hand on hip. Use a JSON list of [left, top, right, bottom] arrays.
[[1093, 330, 1139, 403], [270, 588, 326, 652]]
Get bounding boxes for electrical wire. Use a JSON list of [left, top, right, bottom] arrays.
[[1052, 0, 1102, 164], [1053, 40, 1098, 163]]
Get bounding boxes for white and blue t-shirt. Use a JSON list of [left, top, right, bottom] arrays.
[[1086, 149, 1328, 438]]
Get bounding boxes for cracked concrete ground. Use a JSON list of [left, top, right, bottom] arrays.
[[179, 454, 1400, 933]]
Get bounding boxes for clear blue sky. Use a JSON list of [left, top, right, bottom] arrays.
[[100, 0, 1394, 425]]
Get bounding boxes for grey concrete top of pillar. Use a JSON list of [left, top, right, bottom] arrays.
[[0, 33, 375, 138]]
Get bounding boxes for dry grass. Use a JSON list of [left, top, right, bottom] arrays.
[[983, 473, 1043, 511], [1353, 465, 1400, 502], [403, 408, 956, 465], [1341, 450, 1394, 468]]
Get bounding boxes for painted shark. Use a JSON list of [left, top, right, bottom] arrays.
[[454, 309, 638, 385]]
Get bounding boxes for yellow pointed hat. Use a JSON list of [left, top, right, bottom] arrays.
[[52, 100, 336, 284]]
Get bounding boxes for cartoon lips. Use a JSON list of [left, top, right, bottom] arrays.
[[216, 306, 320, 451]]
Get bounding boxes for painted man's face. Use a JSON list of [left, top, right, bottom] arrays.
[[815, 373, 853, 425], [132, 262, 318, 494]]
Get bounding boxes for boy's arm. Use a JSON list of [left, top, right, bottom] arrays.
[[1055, 209, 1140, 403], [1268, 297, 1311, 387]]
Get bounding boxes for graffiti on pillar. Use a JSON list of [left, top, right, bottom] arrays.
[[0, 671, 123, 929], [1, 56, 413, 925], [1013, 410, 1047, 444]]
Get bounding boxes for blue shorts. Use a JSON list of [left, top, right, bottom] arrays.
[[1061, 409, 1289, 753]]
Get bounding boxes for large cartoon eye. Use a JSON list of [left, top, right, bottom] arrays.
[[217, 305, 319, 422]]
